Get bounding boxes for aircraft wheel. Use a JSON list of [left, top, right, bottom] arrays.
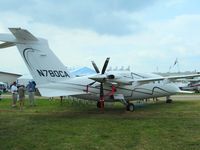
[[166, 99, 172, 103], [126, 103, 135, 111]]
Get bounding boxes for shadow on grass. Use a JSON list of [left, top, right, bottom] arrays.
[[24, 101, 176, 121], [1, 98, 197, 120]]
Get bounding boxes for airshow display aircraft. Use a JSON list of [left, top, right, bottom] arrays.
[[180, 78, 200, 93], [0, 28, 199, 111]]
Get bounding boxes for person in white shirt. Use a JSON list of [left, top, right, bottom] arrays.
[[11, 82, 18, 107]]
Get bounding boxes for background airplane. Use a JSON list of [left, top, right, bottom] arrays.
[[179, 78, 200, 93], [0, 28, 199, 111]]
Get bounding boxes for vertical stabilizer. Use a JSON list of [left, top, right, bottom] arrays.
[[0, 28, 71, 85]]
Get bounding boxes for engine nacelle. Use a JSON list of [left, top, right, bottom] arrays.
[[107, 74, 133, 85], [89, 74, 134, 85], [107, 74, 115, 79]]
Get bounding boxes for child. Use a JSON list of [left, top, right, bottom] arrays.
[[18, 85, 26, 110]]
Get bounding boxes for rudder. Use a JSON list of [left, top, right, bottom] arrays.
[[0, 28, 71, 85]]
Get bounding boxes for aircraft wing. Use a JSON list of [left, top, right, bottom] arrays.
[[166, 74, 200, 80], [136, 77, 164, 82], [90, 73, 200, 85], [136, 74, 200, 84]]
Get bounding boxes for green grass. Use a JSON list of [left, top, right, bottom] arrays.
[[0, 97, 200, 150]]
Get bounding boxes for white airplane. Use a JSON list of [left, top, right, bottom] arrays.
[[0, 28, 200, 111]]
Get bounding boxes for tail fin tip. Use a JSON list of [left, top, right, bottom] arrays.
[[8, 28, 38, 41]]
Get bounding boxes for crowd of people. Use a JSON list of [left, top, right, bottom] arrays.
[[10, 81, 36, 110]]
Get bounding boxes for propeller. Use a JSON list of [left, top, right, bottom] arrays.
[[92, 57, 110, 111], [101, 58, 110, 74], [91, 61, 100, 73]]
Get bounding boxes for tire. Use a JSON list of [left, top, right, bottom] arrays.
[[166, 99, 172, 103], [127, 103, 135, 111]]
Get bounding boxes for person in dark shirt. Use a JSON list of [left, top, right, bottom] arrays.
[[26, 81, 36, 106]]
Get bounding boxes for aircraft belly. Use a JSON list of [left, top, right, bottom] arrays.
[[73, 94, 115, 102], [120, 84, 173, 100]]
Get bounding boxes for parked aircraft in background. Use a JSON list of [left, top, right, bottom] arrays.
[[180, 78, 200, 93], [0, 28, 200, 111]]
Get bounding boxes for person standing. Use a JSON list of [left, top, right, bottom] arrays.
[[0, 91, 2, 101], [18, 85, 26, 110], [26, 81, 36, 106], [11, 82, 18, 107]]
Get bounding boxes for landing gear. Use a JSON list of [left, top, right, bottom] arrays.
[[126, 103, 135, 111], [97, 101, 104, 108], [166, 96, 173, 103], [97, 101, 101, 108], [119, 98, 135, 112], [166, 99, 172, 103]]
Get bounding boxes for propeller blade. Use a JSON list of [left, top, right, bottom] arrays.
[[101, 57, 110, 74], [92, 61, 100, 73], [92, 58, 110, 111]]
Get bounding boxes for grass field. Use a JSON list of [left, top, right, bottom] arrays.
[[0, 96, 200, 150]]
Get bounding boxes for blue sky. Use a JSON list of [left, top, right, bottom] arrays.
[[0, 0, 200, 74]]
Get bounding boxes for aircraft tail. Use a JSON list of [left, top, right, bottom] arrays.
[[0, 28, 71, 85]]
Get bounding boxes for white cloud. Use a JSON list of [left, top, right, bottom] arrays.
[[0, 0, 200, 74], [0, 0, 157, 35], [164, 0, 187, 7]]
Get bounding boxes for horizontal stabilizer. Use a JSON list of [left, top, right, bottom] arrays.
[[0, 42, 15, 48], [0, 34, 17, 43], [9, 28, 38, 41]]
